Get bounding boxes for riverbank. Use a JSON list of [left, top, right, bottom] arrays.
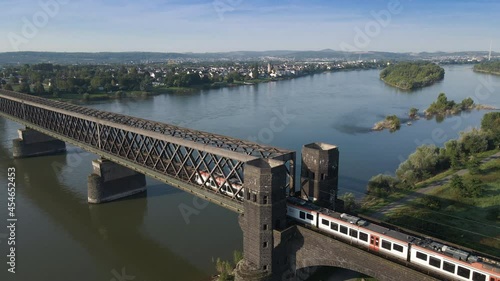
[[380, 76, 443, 90], [39, 66, 386, 103], [380, 77, 413, 90], [473, 61, 500, 76], [473, 69, 500, 76], [361, 149, 500, 256]]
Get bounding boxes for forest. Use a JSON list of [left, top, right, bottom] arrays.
[[380, 62, 445, 90], [474, 61, 500, 75]]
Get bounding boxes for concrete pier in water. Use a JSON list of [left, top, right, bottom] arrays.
[[88, 158, 147, 203]]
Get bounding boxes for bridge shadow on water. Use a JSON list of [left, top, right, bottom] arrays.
[[0, 139, 208, 281]]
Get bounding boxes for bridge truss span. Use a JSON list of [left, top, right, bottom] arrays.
[[0, 90, 295, 213]]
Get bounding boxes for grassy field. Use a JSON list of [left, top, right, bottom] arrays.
[[360, 149, 500, 215], [385, 158, 500, 256]]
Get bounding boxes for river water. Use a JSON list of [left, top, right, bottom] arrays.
[[1, 65, 499, 281]]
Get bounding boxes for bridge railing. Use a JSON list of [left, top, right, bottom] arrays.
[[0, 90, 294, 212]]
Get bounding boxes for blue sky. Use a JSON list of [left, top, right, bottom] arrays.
[[1, 0, 499, 53]]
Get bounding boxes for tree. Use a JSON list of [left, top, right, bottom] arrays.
[[140, 76, 152, 92], [437, 92, 448, 105], [481, 112, 500, 148], [450, 174, 465, 196], [409, 107, 419, 118], [445, 140, 464, 169], [367, 174, 399, 196], [226, 71, 241, 83], [386, 115, 401, 132], [460, 97, 474, 109], [396, 145, 441, 184], [90, 76, 105, 89], [340, 192, 357, 212], [9, 76, 19, 84], [3, 84, 13, 91], [466, 156, 481, 175], [215, 258, 233, 281], [466, 178, 483, 198], [481, 112, 500, 131], [19, 82, 30, 94], [252, 64, 259, 79], [33, 82, 45, 96], [233, 250, 243, 266], [459, 128, 489, 154]]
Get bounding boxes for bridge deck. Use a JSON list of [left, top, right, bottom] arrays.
[[0, 90, 295, 213], [0, 90, 292, 158]]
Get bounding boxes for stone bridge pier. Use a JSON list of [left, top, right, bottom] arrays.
[[13, 127, 66, 158], [88, 158, 147, 203]]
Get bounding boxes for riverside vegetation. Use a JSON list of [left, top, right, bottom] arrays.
[[473, 61, 500, 75], [0, 61, 388, 102], [213, 251, 243, 281], [362, 112, 500, 255], [380, 62, 445, 90], [424, 93, 496, 118], [373, 93, 496, 132], [372, 115, 401, 132]]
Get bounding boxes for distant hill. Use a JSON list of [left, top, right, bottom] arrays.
[[0, 50, 497, 66]]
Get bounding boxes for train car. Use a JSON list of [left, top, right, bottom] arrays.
[[286, 197, 319, 226], [286, 197, 500, 281], [194, 170, 244, 200], [410, 241, 498, 281], [357, 218, 410, 261], [317, 211, 367, 246], [316, 210, 410, 261]]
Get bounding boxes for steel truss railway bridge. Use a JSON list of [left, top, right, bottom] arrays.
[[0, 89, 448, 280]]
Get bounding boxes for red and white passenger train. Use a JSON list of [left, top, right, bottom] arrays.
[[193, 170, 500, 281], [286, 197, 500, 281], [194, 170, 244, 200]]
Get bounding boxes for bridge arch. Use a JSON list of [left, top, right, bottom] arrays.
[[286, 226, 439, 281], [295, 260, 379, 281]]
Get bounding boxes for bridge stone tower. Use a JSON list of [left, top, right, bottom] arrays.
[[300, 143, 339, 209], [235, 158, 288, 281]]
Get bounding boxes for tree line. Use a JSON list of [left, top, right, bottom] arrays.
[[473, 61, 500, 74], [367, 112, 500, 197]]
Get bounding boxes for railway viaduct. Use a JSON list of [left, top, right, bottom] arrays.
[[0, 90, 442, 281]]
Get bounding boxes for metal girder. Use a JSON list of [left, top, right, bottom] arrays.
[[0, 90, 293, 158], [0, 90, 296, 211]]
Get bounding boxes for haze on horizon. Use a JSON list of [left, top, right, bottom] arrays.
[[1, 0, 499, 54]]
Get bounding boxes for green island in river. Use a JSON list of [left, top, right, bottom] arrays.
[[372, 93, 497, 132], [380, 62, 445, 90], [474, 61, 500, 75]]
